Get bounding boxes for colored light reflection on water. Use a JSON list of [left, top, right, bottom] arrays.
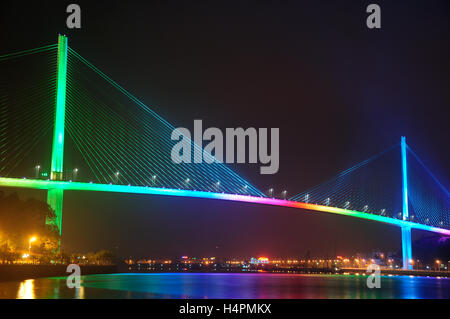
[[0, 273, 449, 299]]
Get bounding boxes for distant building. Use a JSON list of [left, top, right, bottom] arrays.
[[250, 257, 269, 264]]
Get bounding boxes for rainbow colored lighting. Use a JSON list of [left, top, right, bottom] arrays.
[[0, 177, 449, 236]]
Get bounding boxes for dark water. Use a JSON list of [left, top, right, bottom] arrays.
[[0, 273, 449, 299]]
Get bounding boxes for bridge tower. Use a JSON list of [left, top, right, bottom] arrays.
[[401, 136, 413, 270], [46, 35, 68, 238]]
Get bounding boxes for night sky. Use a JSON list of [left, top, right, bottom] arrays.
[[1, 1, 449, 258]]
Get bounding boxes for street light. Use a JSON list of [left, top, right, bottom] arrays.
[[436, 260, 441, 271], [28, 236, 37, 255], [35, 165, 41, 179]]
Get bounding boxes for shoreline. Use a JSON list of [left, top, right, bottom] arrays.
[[1, 264, 448, 282], [0, 264, 117, 283]]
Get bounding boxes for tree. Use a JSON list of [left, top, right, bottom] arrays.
[[0, 192, 59, 253]]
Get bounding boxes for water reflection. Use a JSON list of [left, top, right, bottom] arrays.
[[75, 286, 85, 299], [17, 279, 35, 299], [0, 273, 449, 299]]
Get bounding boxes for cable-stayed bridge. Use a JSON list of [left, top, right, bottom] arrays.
[[0, 35, 448, 270]]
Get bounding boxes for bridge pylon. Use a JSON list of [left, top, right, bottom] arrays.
[[46, 35, 68, 239], [401, 136, 413, 270]]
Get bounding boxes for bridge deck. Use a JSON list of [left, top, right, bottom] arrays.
[[0, 177, 448, 236]]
